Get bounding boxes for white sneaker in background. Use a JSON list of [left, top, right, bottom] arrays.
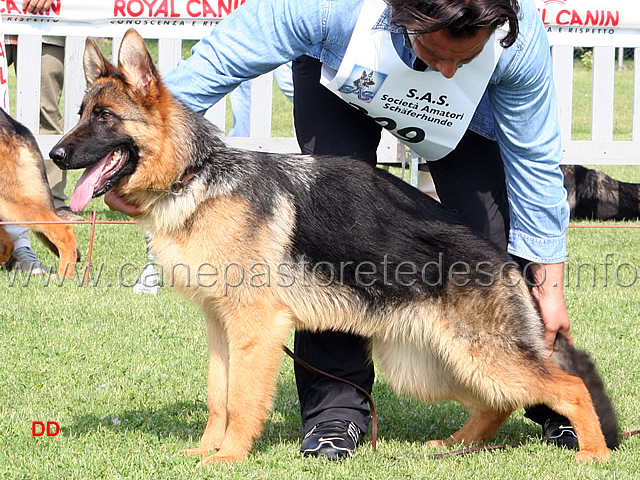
[[133, 263, 159, 294]]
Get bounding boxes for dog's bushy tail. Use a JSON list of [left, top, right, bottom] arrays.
[[551, 333, 619, 449]]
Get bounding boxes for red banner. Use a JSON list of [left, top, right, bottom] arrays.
[[536, 0, 640, 46], [1, 0, 639, 45], [1, 0, 247, 38]]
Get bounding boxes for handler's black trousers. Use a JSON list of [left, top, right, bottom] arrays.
[[292, 55, 560, 435]]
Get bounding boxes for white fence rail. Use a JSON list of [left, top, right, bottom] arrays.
[[5, 33, 640, 166], [552, 45, 640, 164]]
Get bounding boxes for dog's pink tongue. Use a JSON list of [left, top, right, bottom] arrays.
[[70, 158, 109, 212]]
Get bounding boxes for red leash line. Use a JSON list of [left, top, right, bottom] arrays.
[[84, 210, 98, 287], [0, 220, 136, 225], [568, 224, 640, 228]]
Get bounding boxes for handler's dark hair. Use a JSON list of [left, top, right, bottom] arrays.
[[386, 0, 520, 48]]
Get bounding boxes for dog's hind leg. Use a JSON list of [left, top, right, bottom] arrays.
[[186, 312, 229, 458], [199, 300, 293, 464], [426, 404, 512, 448], [541, 364, 609, 462]]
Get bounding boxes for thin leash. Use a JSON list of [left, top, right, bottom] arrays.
[[429, 428, 640, 459], [282, 346, 639, 459]]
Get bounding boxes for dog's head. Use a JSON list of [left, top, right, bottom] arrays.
[[50, 28, 186, 217]]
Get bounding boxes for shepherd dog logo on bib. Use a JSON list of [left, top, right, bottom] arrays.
[[337, 65, 387, 103]]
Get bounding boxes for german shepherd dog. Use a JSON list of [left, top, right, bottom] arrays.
[[50, 29, 617, 463], [0, 109, 76, 277]]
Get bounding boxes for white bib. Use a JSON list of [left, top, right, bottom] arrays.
[[323, 0, 504, 160]]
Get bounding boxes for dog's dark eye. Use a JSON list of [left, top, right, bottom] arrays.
[[93, 107, 114, 121]]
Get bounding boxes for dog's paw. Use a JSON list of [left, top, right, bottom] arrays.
[[575, 449, 610, 462], [425, 439, 448, 448], [426, 435, 458, 449], [183, 446, 219, 457], [197, 449, 248, 466], [59, 262, 76, 278]]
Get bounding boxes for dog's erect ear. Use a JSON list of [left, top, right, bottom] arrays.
[[117, 28, 158, 94], [83, 37, 115, 88]]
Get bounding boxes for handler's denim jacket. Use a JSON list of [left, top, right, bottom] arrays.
[[165, 0, 569, 264]]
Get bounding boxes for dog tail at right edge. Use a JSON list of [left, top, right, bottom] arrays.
[[551, 333, 619, 449]]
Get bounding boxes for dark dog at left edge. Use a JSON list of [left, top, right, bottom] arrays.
[[49, 29, 618, 464]]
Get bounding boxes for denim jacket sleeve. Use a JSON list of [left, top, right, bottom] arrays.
[[488, 0, 569, 264], [163, 0, 359, 113]]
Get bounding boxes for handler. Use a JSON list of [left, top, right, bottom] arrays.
[[164, 0, 575, 458]]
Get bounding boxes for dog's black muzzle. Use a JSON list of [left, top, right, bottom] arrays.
[[49, 144, 73, 170]]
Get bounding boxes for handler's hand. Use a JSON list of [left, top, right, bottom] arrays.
[[22, 0, 54, 14], [528, 262, 573, 356]]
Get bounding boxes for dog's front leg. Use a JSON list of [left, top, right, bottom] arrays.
[[199, 300, 292, 464], [186, 313, 229, 458]]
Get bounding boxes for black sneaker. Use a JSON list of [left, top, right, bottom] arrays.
[[543, 418, 578, 449], [300, 420, 360, 460]]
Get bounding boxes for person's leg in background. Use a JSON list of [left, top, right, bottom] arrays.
[[40, 39, 83, 222], [229, 63, 294, 138], [228, 81, 252, 137], [133, 231, 160, 295], [427, 130, 510, 251], [39, 42, 64, 137], [40, 42, 65, 208], [292, 55, 382, 459], [273, 62, 294, 101], [293, 56, 381, 164]]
